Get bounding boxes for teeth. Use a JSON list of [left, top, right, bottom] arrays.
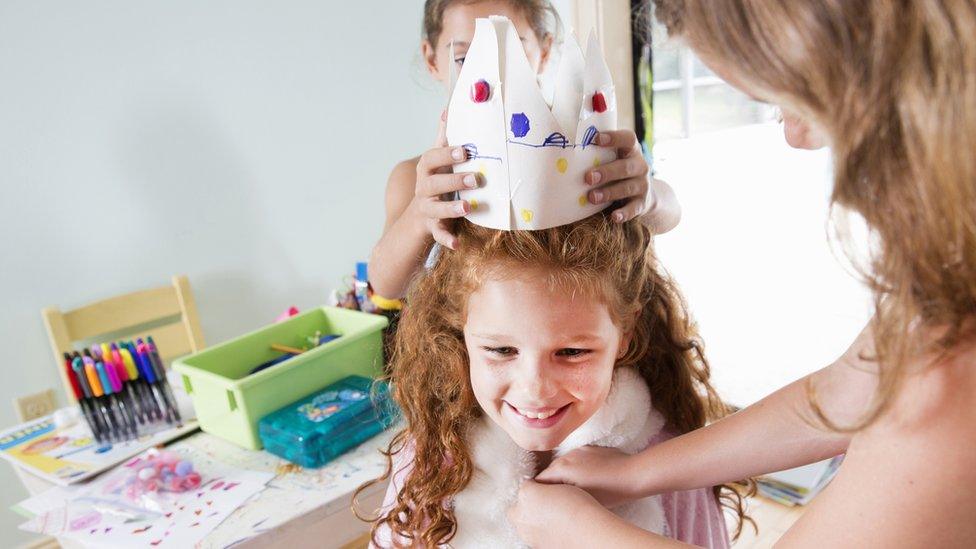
[[515, 407, 557, 420]]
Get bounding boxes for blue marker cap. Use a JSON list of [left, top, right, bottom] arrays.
[[131, 342, 157, 383], [356, 261, 368, 282], [94, 361, 113, 395]]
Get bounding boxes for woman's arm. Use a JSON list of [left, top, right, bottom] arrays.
[[508, 481, 691, 548], [537, 325, 877, 504]]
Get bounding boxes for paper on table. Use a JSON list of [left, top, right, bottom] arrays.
[[19, 444, 272, 548], [446, 16, 617, 231], [0, 414, 198, 486]]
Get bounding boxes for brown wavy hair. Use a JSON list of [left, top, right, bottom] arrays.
[[652, 0, 976, 429], [422, 0, 560, 48], [356, 214, 752, 546]]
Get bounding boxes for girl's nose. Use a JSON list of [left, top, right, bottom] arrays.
[[516, 356, 558, 402]]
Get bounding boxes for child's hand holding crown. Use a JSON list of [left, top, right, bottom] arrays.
[[413, 112, 673, 251]]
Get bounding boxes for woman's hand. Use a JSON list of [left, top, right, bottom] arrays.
[[412, 112, 478, 250], [535, 445, 645, 507], [507, 480, 608, 548]]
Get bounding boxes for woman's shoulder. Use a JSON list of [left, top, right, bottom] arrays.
[[780, 338, 976, 546]]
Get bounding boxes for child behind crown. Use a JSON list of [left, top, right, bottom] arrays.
[[358, 214, 747, 547]]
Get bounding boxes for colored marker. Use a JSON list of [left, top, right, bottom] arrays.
[[64, 352, 101, 443], [125, 341, 170, 424], [72, 355, 109, 443], [119, 344, 162, 421], [83, 354, 123, 441], [97, 359, 137, 438], [144, 337, 182, 424]]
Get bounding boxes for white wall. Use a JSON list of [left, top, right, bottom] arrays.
[[0, 1, 443, 544], [654, 124, 873, 407]]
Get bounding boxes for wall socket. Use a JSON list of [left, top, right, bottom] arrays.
[[13, 389, 58, 422]]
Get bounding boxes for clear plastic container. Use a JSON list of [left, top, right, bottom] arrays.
[[257, 376, 396, 468]]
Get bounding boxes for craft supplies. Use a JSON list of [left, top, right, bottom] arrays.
[[120, 449, 201, 500], [258, 376, 395, 468], [173, 306, 388, 449], [64, 336, 183, 443], [0, 413, 198, 486], [18, 444, 273, 548], [250, 332, 342, 375]]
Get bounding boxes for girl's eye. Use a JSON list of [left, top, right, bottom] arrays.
[[453, 56, 466, 66], [483, 346, 516, 356], [556, 348, 591, 358]]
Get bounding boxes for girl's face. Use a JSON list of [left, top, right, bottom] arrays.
[[463, 269, 628, 451], [423, 1, 552, 85]]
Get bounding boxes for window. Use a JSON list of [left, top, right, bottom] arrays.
[[651, 19, 776, 140]]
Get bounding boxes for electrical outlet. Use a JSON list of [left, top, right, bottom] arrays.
[[14, 389, 57, 422]]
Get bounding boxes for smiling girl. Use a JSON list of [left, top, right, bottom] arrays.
[[358, 214, 746, 547]]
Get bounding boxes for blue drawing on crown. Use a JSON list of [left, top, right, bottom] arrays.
[[462, 143, 503, 162], [511, 113, 531, 138], [542, 132, 570, 148], [506, 125, 600, 150], [580, 125, 599, 148]]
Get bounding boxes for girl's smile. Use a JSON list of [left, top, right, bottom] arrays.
[[463, 268, 628, 451]]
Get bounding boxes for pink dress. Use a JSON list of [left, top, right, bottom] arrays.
[[374, 431, 730, 548]]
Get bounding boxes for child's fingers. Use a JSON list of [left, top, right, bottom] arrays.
[[585, 154, 649, 186], [417, 172, 479, 199], [429, 219, 459, 250], [594, 129, 641, 156], [588, 176, 649, 206], [418, 197, 470, 220], [433, 109, 448, 147], [608, 196, 650, 223], [417, 146, 468, 176]]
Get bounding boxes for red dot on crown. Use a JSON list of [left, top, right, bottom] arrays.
[[471, 79, 491, 103], [592, 92, 607, 113]]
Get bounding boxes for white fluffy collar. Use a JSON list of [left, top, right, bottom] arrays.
[[450, 367, 667, 548]]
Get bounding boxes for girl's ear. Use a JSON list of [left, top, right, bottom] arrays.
[[617, 330, 634, 359], [617, 310, 640, 359], [422, 39, 441, 80]]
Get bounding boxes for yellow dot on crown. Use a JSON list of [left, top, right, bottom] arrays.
[[470, 199, 479, 211], [521, 209, 534, 223], [593, 157, 602, 168], [579, 194, 589, 206], [478, 163, 488, 177], [556, 157, 569, 174]]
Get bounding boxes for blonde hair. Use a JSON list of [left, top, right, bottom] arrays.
[[356, 215, 752, 546], [653, 0, 976, 429]]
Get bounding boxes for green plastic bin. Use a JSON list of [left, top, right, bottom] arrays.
[[172, 306, 388, 450]]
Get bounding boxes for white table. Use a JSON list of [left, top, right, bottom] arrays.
[[12, 429, 392, 549]]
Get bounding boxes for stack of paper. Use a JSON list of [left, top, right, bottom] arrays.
[[757, 455, 844, 506]]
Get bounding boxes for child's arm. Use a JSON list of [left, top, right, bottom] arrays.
[[584, 130, 682, 235], [537, 325, 876, 504], [368, 116, 474, 299]]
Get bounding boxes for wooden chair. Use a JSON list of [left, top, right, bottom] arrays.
[[42, 275, 205, 403]]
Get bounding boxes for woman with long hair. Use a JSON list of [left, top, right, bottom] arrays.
[[509, 1, 976, 546]]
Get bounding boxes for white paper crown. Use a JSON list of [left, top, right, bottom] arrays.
[[447, 16, 618, 231]]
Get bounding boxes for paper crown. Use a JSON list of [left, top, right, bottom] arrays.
[[446, 16, 618, 231]]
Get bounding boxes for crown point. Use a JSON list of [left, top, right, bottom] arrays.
[[592, 91, 608, 113], [471, 79, 491, 103]]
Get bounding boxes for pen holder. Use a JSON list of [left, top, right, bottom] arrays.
[[172, 307, 387, 450]]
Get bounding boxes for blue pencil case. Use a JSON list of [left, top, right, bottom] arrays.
[[257, 375, 395, 468]]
